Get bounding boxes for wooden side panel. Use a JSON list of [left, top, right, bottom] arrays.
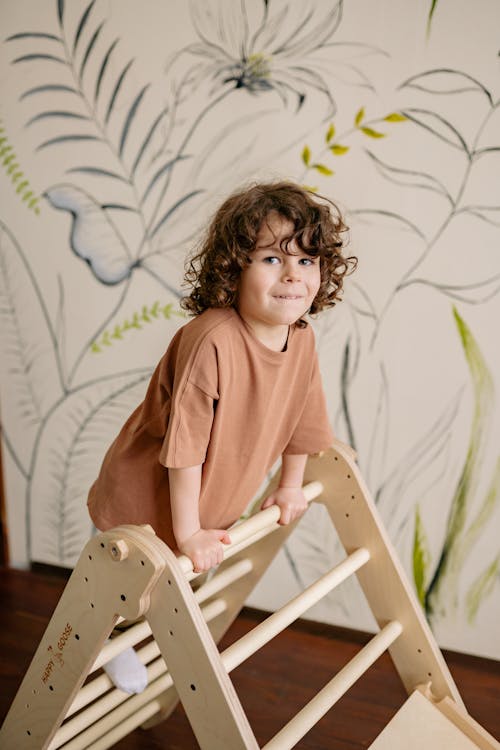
[[0, 525, 165, 750], [303, 442, 463, 705]]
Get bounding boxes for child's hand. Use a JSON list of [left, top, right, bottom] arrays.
[[261, 487, 308, 525], [177, 529, 231, 573]]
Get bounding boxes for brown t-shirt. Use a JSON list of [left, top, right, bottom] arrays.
[[87, 307, 333, 548]]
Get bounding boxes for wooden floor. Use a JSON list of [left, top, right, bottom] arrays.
[[1, 566, 499, 749]]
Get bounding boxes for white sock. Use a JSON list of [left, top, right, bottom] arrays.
[[103, 645, 148, 694]]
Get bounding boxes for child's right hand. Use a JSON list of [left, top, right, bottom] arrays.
[[177, 529, 231, 573]]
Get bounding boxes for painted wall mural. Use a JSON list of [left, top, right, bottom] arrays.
[[1, 0, 499, 659]]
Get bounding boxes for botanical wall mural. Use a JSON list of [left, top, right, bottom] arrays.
[[1, 0, 499, 659]]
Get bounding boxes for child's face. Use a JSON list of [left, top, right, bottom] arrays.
[[236, 211, 321, 340]]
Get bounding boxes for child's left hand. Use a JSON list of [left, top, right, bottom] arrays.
[[261, 487, 308, 525]]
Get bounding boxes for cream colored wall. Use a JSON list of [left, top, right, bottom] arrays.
[[1, 0, 499, 659]]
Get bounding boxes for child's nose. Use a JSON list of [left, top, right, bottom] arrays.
[[282, 259, 301, 281]]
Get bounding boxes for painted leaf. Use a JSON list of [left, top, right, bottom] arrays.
[[312, 163, 333, 176], [466, 555, 499, 624], [402, 108, 469, 154], [330, 144, 349, 155], [30, 370, 151, 565], [399, 69, 492, 105], [301, 145, 311, 166], [383, 112, 407, 122], [0, 221, 63, 471], [461, 205, 500, 228], [360, 126, 386, 139], [354, 107, 365, 126], [45, 184, 134, 284], [426, 309, 495, 621], [325, 123, 336, 143], [413, 506, 431, 607], [365, 151, 452, 203]]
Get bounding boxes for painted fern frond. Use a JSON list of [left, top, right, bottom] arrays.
[[0, 120, 42, 213], [91, 301, 185, 352]]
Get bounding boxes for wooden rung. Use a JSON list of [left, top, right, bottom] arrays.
[[89, 557, 253, 676], [222, 548, 370, 673], [262, 620, 404, 750], [90, 621, 151, 673], [181, 481, 324, 580], [67, 640, 161, 719], [81, 700, 163, 750], [195, 558, 254, 604], [50, 599, 227, 749], [52, 670, 173, 750]]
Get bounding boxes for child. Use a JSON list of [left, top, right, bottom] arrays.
[[87, 180, 355, 692]]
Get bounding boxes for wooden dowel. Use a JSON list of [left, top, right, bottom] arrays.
[[90, 620, 152, 673], [262, 620, 403, 750], [222, 548, 370, 673], [66, 639, 162, 718], [66, 559, 252, 720], [53, 672, 172, 750], [194, 558, 254, 605], [83, 700, 163, 750], [49, 599, 226, 749], [87, 557, 251, 677], [182, 480, 324, 580]]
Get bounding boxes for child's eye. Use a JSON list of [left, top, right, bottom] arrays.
[[263, 255, 280, 264], [299, 257, 317, 266]]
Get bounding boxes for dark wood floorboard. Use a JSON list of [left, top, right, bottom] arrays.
[[0, 567, 499, 749]]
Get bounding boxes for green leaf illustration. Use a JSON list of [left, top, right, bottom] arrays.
[[330, 144, 350, 155], [466, 556, 499, 624], [302, 145, 311, 166], [426, 308, 496, 621], [0, 120, 41, 214], [361, 126, 386, 139], [384, 112, 407, 122], [354, 107, 365, 126], [91, 300, 185, 352], [413, 505, 431, 607], [312, 163, 334, 176], [427, 0, 439, 37], [325, 123, 336, 143]]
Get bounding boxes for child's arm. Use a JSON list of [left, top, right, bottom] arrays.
[[169, 465, 231, 572], [261, 453, 309, 525]]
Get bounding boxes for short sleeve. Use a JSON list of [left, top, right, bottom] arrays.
[[284, 354, 333, 455], [159, 333, 219, 469], [160, 382, 216, 468]]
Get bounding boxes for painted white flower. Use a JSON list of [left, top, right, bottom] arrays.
[[171, 0, 353, 115]]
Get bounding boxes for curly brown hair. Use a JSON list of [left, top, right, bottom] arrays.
[[181, 181, 356, 323]]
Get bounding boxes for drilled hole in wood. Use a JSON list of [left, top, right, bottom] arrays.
[[32, 689, 37, 695], [190, 684, 196, 691], [334, 456, 338, 461], [351, 495, 355, 500], [75, 634, 80, 640], [88, 555, 92, 560], [84, 577, 88, 583], [120, 594, 126, 601], [167, 579, 172, 585], [140, 560, 145, 566], [347, 474, 351, 479], [49, 685, 54, 692], [26, 704, 30, 709], [27, 730, 31, 736], [345, 513, 349, 518], [100, 542, 105, 548], [90, 602, 94, 609], [174, 607, 178, 613], [417, 648, 422, 653], [427, 672, 432, 677], [169, 630, 174, 636]]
